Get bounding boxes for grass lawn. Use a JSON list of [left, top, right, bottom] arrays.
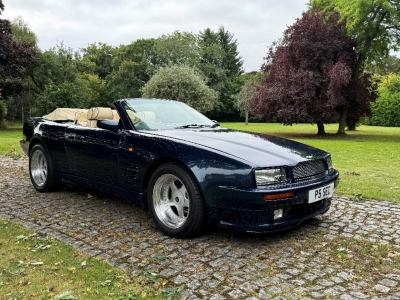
[[0, 220, 164, 300], [221, 123, 400, 203], [0, 123, 24, 157]]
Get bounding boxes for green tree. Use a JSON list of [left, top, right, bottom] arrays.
[[141, 65, 218, 113], [198, 26, 244, 121], [233, 72, 265, 125], [216, 26, 243, 77], [105, 38, 156, 102], [152, 31, 200, 74], [112, 38, 156, 72], [309, 0, 400, 133], [33, 81, 90, 116], [369, 55, 400, 75], [31, 43, 92, 116], [106, 60, 144, 102], [81, 73, 106, 107], [198, 28, 226, 93], [10, 16, 37, 44], [81, 42, 115, 79], [102, 29, 242, 114]]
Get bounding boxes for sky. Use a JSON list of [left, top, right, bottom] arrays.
[[2, 0, 310, 72]]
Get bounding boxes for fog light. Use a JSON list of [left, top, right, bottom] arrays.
[[274, 209, 283, 220]]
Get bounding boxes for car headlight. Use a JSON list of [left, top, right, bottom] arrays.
[[254, 168, 287, 186], [326, 155, 333, 173]]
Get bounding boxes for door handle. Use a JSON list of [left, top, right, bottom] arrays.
[[66, 134, 76, 140]]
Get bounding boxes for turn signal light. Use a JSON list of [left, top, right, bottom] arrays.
[[264, 192, 295, 201]]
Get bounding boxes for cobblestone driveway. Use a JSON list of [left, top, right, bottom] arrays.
[[1, 156, 399, 299]]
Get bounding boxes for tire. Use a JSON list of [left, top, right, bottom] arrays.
[[148, 163, 205, 238], [29, 144, 57, 192]]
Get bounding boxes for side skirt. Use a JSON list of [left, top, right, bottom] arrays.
[[58, 173, 147, 209]]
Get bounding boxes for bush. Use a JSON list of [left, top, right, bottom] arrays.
[[366, 74, 400, 127], [141, 65, 218, 113], [0, 100, 7, 128]]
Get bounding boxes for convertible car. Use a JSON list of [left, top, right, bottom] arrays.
[[21, 98, 339, 237]]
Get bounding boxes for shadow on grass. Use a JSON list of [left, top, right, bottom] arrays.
[[0, 127, 22, 133], [271, 132, 400, 143], [0, 123, 23, 132]]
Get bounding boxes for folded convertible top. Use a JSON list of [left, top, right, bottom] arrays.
[[42, 108, 88, 121]]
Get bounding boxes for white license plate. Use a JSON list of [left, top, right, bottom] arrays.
[[308, 182, 334, 203]]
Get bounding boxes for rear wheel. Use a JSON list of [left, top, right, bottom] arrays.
[[148, 163, 205, 238], [29, 144, 57, 192]]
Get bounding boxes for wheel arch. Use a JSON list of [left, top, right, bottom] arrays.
[[141, 157, 204, 209], [28, 137, 47, 156]]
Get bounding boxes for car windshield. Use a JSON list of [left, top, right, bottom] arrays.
[[122, 99, 217, 130]]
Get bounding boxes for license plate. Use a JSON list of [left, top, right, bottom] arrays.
[[308, 182, 334, 203]]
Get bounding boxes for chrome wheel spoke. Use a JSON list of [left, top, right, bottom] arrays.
[[170, 180, 180, 194], [152, 174, 190, 229], [175, 201, 185, 219], [30, 150, 48, 187]]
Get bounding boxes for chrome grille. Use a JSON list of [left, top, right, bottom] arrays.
[[293, 159, 326, 182]]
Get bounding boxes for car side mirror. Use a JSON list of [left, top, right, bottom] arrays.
[[212, 120, 220, 127], [97, 120, 119, 133]]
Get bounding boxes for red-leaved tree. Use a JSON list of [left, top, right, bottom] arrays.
[[0, 1, 37, 98], [250, 11, 377, 134]]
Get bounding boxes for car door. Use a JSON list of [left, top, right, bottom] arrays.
[[64, 125, 120, 186], [111, 100, 161, 193], [117, 130, 151, 192]]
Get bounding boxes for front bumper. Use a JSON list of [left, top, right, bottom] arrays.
[[210, 198, 331, 233], [206, 171, 339, 233], [20, 140, 29, 156]]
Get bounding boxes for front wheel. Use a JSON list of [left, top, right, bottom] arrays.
[[148, 163, 205, 238], [29, 144, 57, 192]]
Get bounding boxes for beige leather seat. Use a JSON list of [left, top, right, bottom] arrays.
[[137, 111, 156, 122], [126, 110, 156, 124], [112, 110, 120, 122], [126, 110, 141, 123]]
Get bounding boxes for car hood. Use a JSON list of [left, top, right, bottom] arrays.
[[144, 128, 327, 167]]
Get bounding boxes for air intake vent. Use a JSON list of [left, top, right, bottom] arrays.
[[293, 159, 326, 182]]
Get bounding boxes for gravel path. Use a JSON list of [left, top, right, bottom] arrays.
[[1, 156, 399, 300]]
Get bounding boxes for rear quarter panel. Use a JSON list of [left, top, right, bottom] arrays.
[[23, 118, 70, 173]]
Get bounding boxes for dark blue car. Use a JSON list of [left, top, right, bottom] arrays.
[[21, 98, 339, 238]]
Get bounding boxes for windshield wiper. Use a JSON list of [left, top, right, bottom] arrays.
[[175, 123, 220, 129], [175, 124, 208, 129]]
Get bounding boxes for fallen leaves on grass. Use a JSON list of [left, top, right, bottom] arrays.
[[54, 290, 78, 300]]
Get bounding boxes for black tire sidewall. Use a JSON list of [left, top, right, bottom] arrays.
[[147, 163, 204, 238], [29, 144, 56, 192]]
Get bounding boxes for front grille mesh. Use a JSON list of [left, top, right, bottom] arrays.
[[293, 159, 326, 182]]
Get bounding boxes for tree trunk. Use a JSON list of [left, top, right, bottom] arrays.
[[245, 111, 248, 125], [337, 106, 348, 134], [317, 121, 326, 135], [346, 116, 357, 130], [343, 52, 366, 131]]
